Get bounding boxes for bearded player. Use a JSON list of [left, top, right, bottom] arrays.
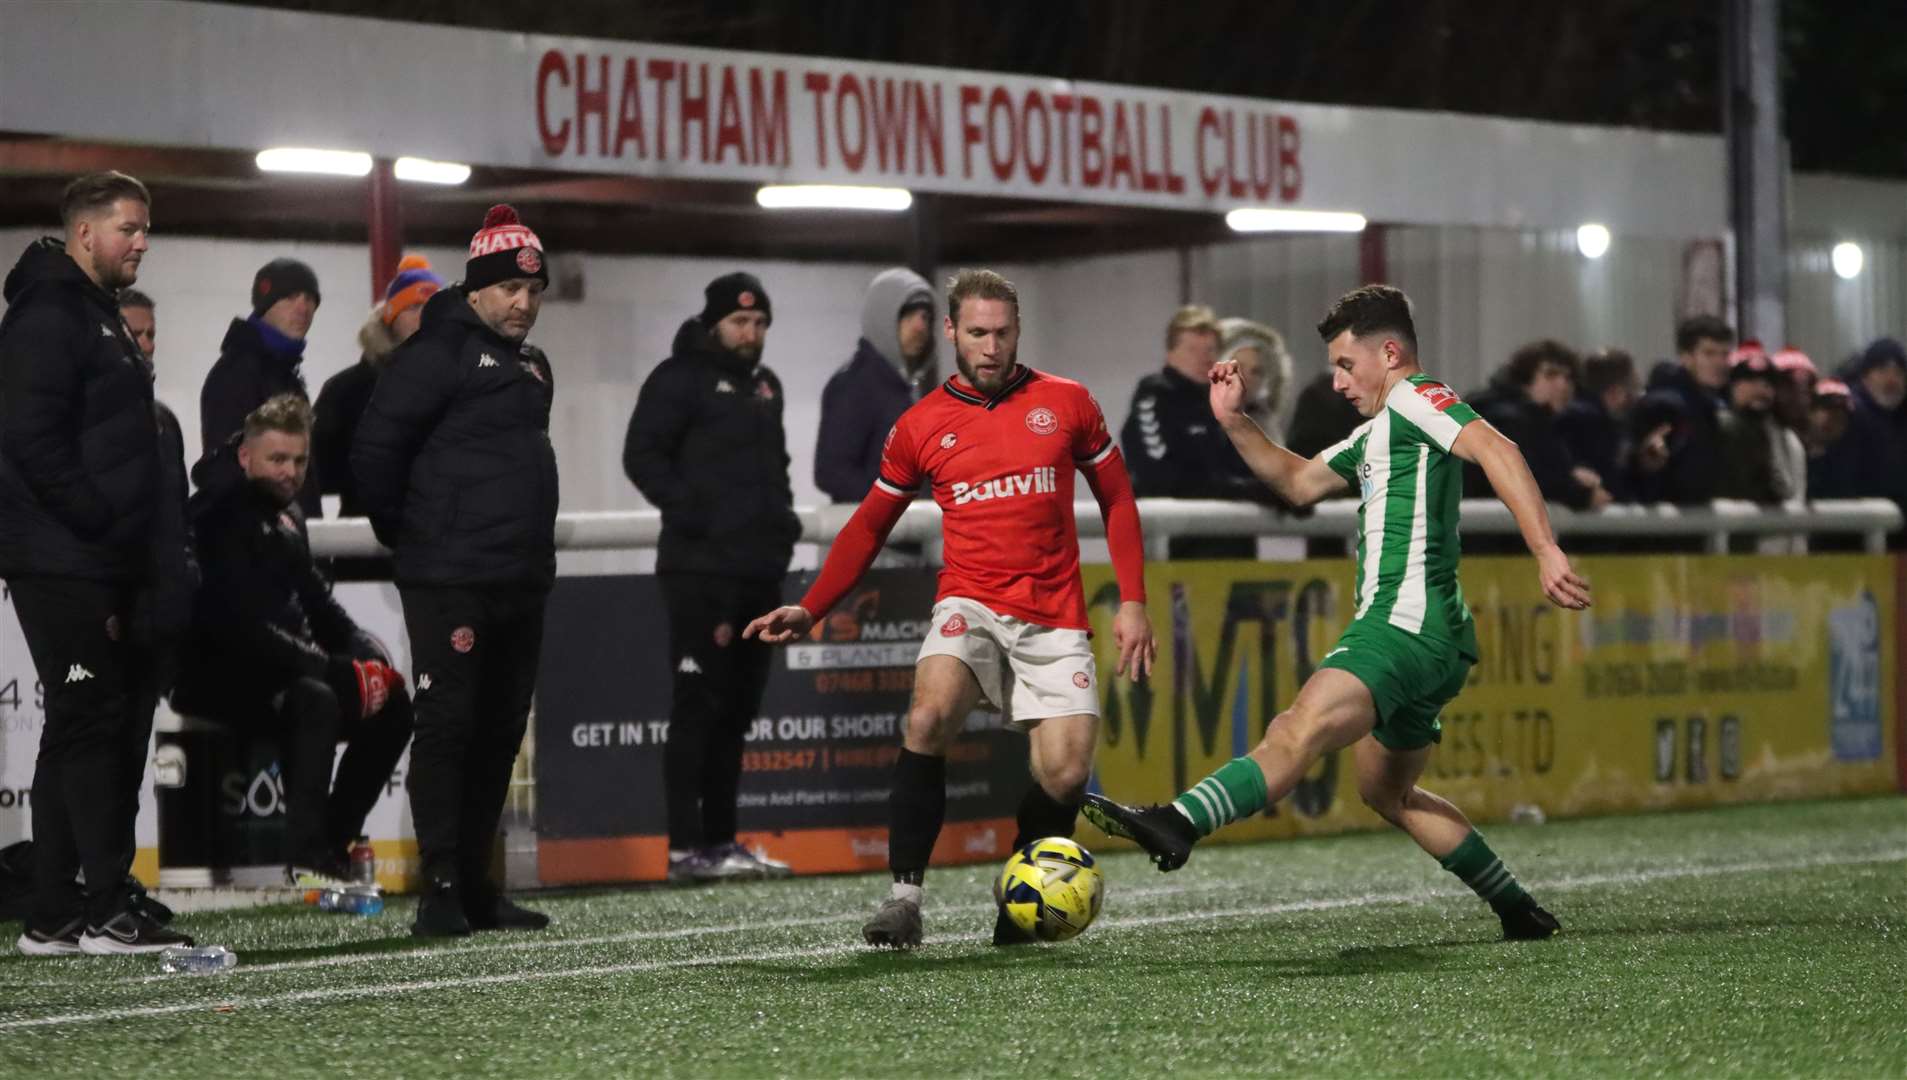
[[746, 269, 1155, 950], [1085, 285, 1590, 941]]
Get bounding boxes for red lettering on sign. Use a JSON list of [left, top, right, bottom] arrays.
[[1022, 89, 1050, 185], [647, 60, 676, 160], [916, 82, 945, 176], [679, 62, 710, 162], [614, 57, 644, 158], [803, 71, 832, 168], [535, 49, 569, 155], [836, 73, 868, 172], [749, 68, 790, 167], [986, 85, 1016, 181], [1160, 104, 1186, 194], [868, 77, 910, 173], [958, 84, 983, 179], [1278, 115, 1302, 201], [1196, 106, 1221, 196], [1078, 94, 1104, 187], [577, 53, 609, 157], [1109, 100, 1137, 191], [1134, 102, 1160, 192], [1051, 93, 1075, 185], [714, 65, 746, 163]]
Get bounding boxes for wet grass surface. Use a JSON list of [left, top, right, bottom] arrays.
[[1, 797, 1902, 1078]]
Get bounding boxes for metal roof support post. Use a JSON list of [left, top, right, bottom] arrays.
[[367, 157, 401, 302], [1723, 0, 1788, 345]]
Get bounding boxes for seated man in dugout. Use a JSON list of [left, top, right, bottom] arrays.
[[171, 395, 413, 889]]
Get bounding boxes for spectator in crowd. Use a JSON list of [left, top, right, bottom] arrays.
[[1631, 315, 1734, 505], [1121, 305, 1270, 558], [171, 395, 412, 888], [0, 171, 194, 954], [353, 205, 558, 937], [1715, 343, 1793, 503], [115, 290, 196, 865], [1558, 348, 1639, 501], [1285, 368, 1363, 463], [623, 272, 799, 885], [1465, 339, 1610, 510], [315, 254, 443, 522], [201, 257, 322, 515], [1805, 377, 1857, 498], [815, 267, 937, 503], [1836, 337, 1907, 538], [1767, 345, 1815, 502], [1216, 316, 1292, 440]]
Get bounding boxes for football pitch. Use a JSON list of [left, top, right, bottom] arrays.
[[2, 796, 1902, 1079]]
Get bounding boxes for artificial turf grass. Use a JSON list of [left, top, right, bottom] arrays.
[[0, 795, 1901, 1079]]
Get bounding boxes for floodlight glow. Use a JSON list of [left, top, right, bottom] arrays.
[[394, 157, 472, 185], [1832, 242, 1864, 280], [1225, 208, 1367, 233], [756, 185, 913, 211], [255, 147, 373, 177], [1576, 223, 1611, 259]]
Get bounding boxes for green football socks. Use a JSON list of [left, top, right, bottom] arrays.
[[1439, 829, 1531, 911], [1171, 757, 1269, 837]]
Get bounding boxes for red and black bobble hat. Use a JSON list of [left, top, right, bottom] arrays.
[[464, 204, 548, 291], [1727, 339, 1775, 381]]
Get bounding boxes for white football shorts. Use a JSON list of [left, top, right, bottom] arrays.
[[915, 596, 1100, 730]]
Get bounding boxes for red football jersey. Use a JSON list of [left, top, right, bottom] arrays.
[[873, 367, 1116, 630]]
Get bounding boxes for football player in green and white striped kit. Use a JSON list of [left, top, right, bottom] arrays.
[[1085, 285, 1591, 940]]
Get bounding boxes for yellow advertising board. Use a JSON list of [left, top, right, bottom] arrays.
[[1081, 554, 1899, 846]]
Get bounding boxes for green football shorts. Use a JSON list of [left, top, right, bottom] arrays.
[[1316, 619, 1473, 751]]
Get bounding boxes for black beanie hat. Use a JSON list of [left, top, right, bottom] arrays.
[[464, 204, 549, 292], [252, 258, 321, 315], [699, 271, 772, 328]]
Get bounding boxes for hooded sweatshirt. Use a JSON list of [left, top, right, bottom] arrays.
[[815, 268, 937, 502]]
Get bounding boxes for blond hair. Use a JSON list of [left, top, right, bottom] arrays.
[[945, 268, 1019, 325], [242, 393, 313, 442], [1166, 304, 1221, 351]]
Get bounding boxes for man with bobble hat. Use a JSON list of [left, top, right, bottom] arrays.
[[353, 206, 558, 936]]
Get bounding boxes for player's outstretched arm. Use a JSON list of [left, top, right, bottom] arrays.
[[1209, 359, 1348, 508], [1451, 421, 1593, 611], [742, 484, 910, 644]]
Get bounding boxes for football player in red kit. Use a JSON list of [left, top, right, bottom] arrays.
[[746, 269, 1155, 949]]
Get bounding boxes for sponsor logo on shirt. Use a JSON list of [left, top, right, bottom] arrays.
[[1414, 380, 1460, 412], [950, 467, 1058, 505], [1025, 407, 1059, 436]]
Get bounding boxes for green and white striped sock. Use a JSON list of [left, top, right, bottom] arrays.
[[1171, 757, 1269, 837], [1439, 829, 1531, 911]]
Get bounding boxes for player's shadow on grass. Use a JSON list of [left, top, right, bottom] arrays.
[[763, 945, 1096, 985]]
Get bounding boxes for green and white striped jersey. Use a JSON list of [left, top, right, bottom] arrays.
[[1322, 373, 1482, 657]]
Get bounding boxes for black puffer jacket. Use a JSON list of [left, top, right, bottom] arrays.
[[1119, 366, 1270, 501], [351, 288, 558, 589], [200, 317, 319, 516], [0, 238, 158, 581], [623, 318, 799, 580], [172, 448, 374, 714], [1631, 361, 1724, 505]]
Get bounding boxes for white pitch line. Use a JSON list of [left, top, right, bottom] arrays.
[[2, 845, 1901, 1033]]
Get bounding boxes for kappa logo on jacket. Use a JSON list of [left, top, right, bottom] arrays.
[[478, 354, 499, 368], [65, 664, 94, 684], [99, 323, 114, 338], [715, 379, 736, 394]]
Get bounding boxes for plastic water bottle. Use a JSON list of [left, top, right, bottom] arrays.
[[158, 945, 237, 974], [349, 836, 377, 888], [314, 887, 384, 916]]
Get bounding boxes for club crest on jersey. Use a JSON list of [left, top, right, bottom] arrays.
[[940, 433, 958, 449], [1414, 381, 1460, 412], [451, 626, 476, 653], [1025, 407, 1059, 436], [939, 613, 968, 637], [1072, 671, 1091, 689], [951, 467, 1058, 505]]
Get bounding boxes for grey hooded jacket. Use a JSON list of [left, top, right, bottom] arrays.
[[814, 268, 937, 502]]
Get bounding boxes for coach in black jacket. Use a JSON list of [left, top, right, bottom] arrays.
[[623, 272, 798, 882], [0, 172, 193, 954], [173, 398, 411, 883], [351, 205, 556, 937], [200, 258, 322, 516]]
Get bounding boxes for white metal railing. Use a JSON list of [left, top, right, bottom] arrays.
[[306, 497, 1903, 558]]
